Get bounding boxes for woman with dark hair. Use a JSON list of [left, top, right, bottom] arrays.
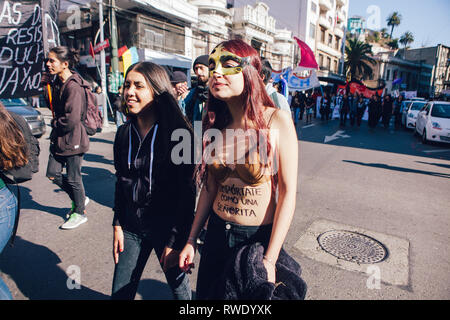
[[179, 40, 300, 299], [45, 46, 91, 230], [0, 102, 29, 299], [111, 61, 195, 300]]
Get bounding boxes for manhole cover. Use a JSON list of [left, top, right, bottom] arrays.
[[317, 230, 388, 264]]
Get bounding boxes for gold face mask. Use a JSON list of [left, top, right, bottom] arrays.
[[208, 45, 250, 77]]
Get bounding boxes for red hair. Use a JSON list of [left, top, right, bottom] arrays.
[[196, 39, 278, 192]]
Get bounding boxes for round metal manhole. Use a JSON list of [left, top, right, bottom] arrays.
[[317, 230, 388, 264]]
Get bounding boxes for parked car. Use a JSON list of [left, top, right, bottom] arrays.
[[402, 101, 427, 129], [415, 101, 450, 144], [1, 98, 46, 138]]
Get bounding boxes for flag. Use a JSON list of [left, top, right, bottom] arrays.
[[294, 36, 319, 69], [89, 42, 95, 59], [286, 66, 321, 91], [122, 47, 139, 74]]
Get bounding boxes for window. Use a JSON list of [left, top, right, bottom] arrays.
[[327, 57, 331, 70], [386, 69, 390, 81], [328, 34, 333, 47], [334, 60, 338, 72], [335, 36, 340, 50], [320, 28, 326, 43], [319, 54, 324, 67], [311, 2, 317, 13], [145, 29, 163, 49], [309, 23, 316, 39]]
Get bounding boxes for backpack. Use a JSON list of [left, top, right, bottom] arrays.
[[82, 87, 103, 136]]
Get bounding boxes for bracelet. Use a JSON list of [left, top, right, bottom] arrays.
[[263, 255, 276, 266]]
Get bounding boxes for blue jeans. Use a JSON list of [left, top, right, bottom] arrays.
[[0, 185, 17, 300], [196, 210, 272, 300], [111, 229, 191, 300]]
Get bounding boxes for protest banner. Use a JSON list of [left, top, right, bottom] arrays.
[[0, 0, 59, 98]]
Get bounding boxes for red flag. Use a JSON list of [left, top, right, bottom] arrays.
[[294, 36, 318, 69], [89, 42, 95, 59]]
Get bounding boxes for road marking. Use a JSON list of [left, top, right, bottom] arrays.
[[301, 124, 315, 129], [324, 130, 351, 143], [422, 149, 450, 154]]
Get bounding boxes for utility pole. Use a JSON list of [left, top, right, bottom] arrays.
[[98, 0, 109, 128], [109, 0, 120, 94]]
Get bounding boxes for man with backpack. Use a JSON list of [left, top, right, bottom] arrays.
[[44, 46, 92, 230]]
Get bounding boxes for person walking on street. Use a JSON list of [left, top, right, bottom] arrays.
[[305, 93, 314, 124], [356, 95, 366, 127], [45, 46, 90, 230], [382, 94, 394, 129], [178, 40, 301, 300], [349, 93, 358, 126], [260, 59, 291, 113], [393, 95, 403, 130], [0, 103, 30, 300], [181, 55, 210, 125], [340, 93, 350, 127], [170, 71, 190, 111], [94, 86, 105, 118], [111, 62, 195, 300]]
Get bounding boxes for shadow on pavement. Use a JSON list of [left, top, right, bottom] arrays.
[[297, 119, 450, 161], [19, 186, 68, 219], [137, 279, 196, 300], [84, 153, 114, 166], [343, 160, 450, 179], [81, 166, 115, 209], [0, 236, 109, 300]]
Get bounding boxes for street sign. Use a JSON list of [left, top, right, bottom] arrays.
[[94, 39, 110, 54]]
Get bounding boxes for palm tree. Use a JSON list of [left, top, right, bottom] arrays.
[[344, 38, 376, 81], [400, 31, 414, 58], [399, 31, 414, 49], [388, 38, 399, 50], [386, 12, 402, 38]]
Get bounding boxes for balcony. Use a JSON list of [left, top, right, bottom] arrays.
[[189, 0, 231, 16], [333, 26, 344, 38], [123, 0, 198, 24], [318, 15, 331, 29], [319, 0, 332, 12]]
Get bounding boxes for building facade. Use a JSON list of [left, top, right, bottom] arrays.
[[297, 0, 349, 85], [402, 45, 450, 97], [57, 0, 296, 88], [368, 51, 433, 97]]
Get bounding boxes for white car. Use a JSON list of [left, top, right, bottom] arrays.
[[415, 101, 450, 144], [402, 101, 427, 129]]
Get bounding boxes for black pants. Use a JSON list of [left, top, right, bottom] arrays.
[[46, 153, 86, 214], [196, 210, 272, 300], [356, 108, 365, 126], [349, 111, 357, 126], [340, 110, 348, 126], [382, 113, 391, 128]]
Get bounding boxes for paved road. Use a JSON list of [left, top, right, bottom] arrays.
[[0, 111, 449, 300]]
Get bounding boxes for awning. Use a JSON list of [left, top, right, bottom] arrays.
[[137, 48, 192, 70]]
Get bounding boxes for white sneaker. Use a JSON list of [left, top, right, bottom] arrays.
[[61, 213, 88, 230], [66, 197, 90, 219]]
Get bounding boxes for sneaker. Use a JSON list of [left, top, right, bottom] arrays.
[[61, 213, 88, 230], [66, 197, 90, 219]]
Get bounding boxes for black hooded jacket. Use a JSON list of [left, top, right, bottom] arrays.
[[113, 92, 196, 250]]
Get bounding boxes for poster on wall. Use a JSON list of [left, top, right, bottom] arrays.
[[0, 0, 60, 99]]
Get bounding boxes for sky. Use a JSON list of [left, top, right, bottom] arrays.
[[235, 0, 450, 48]]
